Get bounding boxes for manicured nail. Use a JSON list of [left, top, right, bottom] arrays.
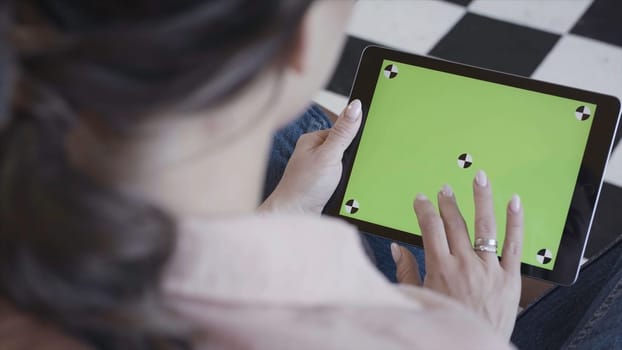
[[441, 184, 453, 197], [510, 194, 521, 213], [416, 193, 428, 202], [475, 170, 488, 187], [345, 99, 362, 121], [390, 243, 402, 263]]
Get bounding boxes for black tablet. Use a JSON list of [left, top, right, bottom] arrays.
[[324, 46, 621, 285]]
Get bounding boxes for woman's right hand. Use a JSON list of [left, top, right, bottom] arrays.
[[392, 170, 524, 339]]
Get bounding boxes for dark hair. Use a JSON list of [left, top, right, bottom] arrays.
[[0, 0, 312, 349]]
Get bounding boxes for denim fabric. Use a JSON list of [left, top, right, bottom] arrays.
[[512, 237, 622, 350], [264, 105, 622, 349]]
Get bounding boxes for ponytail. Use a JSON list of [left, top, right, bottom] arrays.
[[0, 2, 190, 349], [0, 0, 313, 348], [0, 51, 191, 350]]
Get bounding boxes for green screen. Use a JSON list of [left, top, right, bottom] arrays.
[[340, 60, 597, 270]]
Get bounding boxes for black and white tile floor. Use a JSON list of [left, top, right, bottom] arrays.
[[316, 0, 622, 258]]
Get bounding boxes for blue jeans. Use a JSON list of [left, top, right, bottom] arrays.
[[512, 237, 622, 349], [264, 105, 622, 349]]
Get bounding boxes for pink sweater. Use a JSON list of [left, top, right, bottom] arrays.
[[164, 214, 514, 349]]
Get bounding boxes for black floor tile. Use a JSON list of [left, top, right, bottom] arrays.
[[441, 0, 473, 6], [326, 35, 384, 96], [585, 182, 622, 258], [428, 13, 560, 77], [571, 0, 622, 47]]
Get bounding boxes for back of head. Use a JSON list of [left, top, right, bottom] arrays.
[[0, 1, 312, 349]]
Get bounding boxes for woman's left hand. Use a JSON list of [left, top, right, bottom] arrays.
[[259, 100, 362, 215]]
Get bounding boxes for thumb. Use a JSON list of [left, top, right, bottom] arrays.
[[322, 99, 362, 157], [391, 243, 422, 285]]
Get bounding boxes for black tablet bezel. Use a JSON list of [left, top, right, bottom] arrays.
[[323, 46, 621, 285]]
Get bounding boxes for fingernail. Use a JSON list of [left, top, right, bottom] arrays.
[[390, 243, 402, 263], [440, 184, 453, 197], [475, 170, 488, 187], [416, 193, 428, 202], [345, 99, 362, 121], [510, 194, 521, 213]]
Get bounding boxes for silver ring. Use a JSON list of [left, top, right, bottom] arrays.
[[474, 238, 498, 247], [474, 245, 497, 253], [474, 238, 498, 253]]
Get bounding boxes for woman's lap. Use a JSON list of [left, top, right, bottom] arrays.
[[265, 105, 622, 348]]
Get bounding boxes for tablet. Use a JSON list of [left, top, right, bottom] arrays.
[[324, 46, 621, 285]]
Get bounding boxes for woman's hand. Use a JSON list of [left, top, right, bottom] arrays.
[[392, 171, 524, 339], [259, 100, 362, 215]]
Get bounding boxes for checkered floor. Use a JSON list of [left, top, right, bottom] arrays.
[[316, 0, 622, 258]]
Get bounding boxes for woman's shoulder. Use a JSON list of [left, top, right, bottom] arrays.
[[165, 214, 416, 308], [165, 214, 514, 349], [179, 213, 360, 242], [172, 293, 514, 350]]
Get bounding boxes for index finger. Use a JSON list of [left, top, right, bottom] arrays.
[[414, 194, 450, 261]]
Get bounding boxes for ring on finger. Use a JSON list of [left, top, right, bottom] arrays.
[[473, 238, 498, 254]]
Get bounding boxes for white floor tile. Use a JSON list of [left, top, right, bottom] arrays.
[[533, 35, 622, 101], [313, 90, 349, 116], [469, 0, 592, 34], [347, 0, 466, 54], [605, 142, 622, 187], [532, 35, 622, 185]]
